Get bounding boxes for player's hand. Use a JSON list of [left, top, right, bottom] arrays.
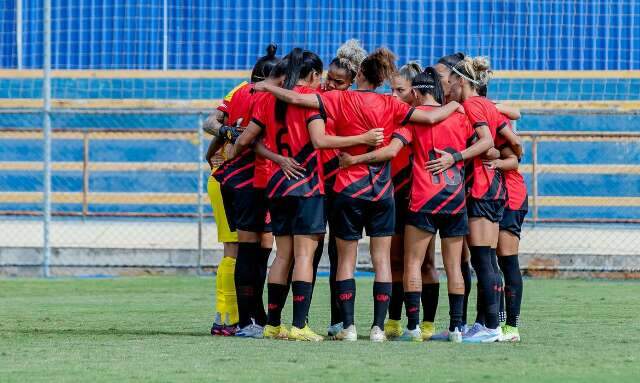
[[362, 128, 384, 146], [483, 159, 502, 170], [483, 148, 501, 160], [223, 143, 235, 160], [338, 152, 355, 168], [451, 101, 465, 114], [210, 154, 225, 169], [426, 148, 455, 175], [277, 156, 306, 180]]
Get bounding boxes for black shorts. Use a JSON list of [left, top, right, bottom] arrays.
[[406, 212, 469, 238], [220, 185, 271, 233], [270, 196, 326, 236], [467, 198, 506, 223], [331, 194, 395, 240], [394, 191, 409, 235], [499, 208, 527, 238]]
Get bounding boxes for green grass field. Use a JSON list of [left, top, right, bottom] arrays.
[[1, 276, 639, 382]]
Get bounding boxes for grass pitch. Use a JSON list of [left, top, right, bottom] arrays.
[[1, 276, 639, 382]]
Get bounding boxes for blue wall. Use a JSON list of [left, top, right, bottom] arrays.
[[1, 0, 639, 70]]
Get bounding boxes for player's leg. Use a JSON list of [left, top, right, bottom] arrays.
[[419, 237, 439, 339], [497, 208, 525, 342], [332, 194, 365, 341], [263, 234, 293, 339], [325, 190, 342, 336], [365, 197, 395, 342], [288, 196, 325, 341], [384, 233, 405, 339], [440, 235, 465, 343], [399, 223, 433, 342], [460, 238, 472, 331]]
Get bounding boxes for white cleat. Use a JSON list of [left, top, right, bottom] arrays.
[[369, 325, 387, 342], [463, 325, 502, 343], [335, 324, 358, 341], [448, 327, 463, 343]]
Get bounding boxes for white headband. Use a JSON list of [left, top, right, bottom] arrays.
[[451, 65, 480, 85], [412, 84, 435, 89]]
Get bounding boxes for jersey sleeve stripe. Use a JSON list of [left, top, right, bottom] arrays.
[[497, 122, 508, 132], [251, 117, 266, 130], [306, 114, 323, 125], [392, 132, 410, 146], [316, 94, 327, 121], [400, 107, 416, 126], [473, 121, 489, 129]]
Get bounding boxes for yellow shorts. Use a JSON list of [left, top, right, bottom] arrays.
[[207, 175, 238, 243]]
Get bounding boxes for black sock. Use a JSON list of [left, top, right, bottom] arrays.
[[292, 281, 313, 329], [475, 285, 485, 326], [266, 283, 289, 327], [470, 246, 499, 329], [404, 291, 421, 330], [499, 255, 523, 327], [336, 279, 356, 327], [388, 282, 404, 321], [253, 247, 271, 326], [372, 282, 392, 329], [490, 249, 503, 323], [328, 233, 341, 325], [421, 283, 440, 323], [461, 261, 472, 326], [499, 275, 506, 323], [235, 242, 259, 327], [448, 293, 465, 332]]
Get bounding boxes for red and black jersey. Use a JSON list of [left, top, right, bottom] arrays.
[[495, 116, 528, 211], [391, 142, 412, 197], [262, 85, 324, 198], [462, 96, 507, 201], [393, 105, 473, 214], [317, 90, 414, 201], [320, 117, 340, 191], [213, 83, 258, 189], [250, 91, 279, 189]]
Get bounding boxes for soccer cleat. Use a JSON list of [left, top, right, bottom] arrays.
[[448, 327, 463, 343], [500, 325, 520, 342], [462, 322, 484, 338], [263, 324, 289, 340], [369, 325, 387, 342], [429, 329, 451, 342], [335, 324, 358, 341], [327, 322, 344, 337], [288, 325, 324, 342], [220, 324, 238, 336], [419, 321, 435, 340], [463, 326, 502, 343], [235, 321, 264, 339], [397, 327, 423, 342], [211, 322, 223, 336], [384, 319, 403, 339]]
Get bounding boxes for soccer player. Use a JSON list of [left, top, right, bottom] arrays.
[[235, 50, 382, 341], [484, 116, 527, 342], [210, 44, 279, 338], [322, 39, 368, 337], [384, 62, 439, 341], [255, 47, 463, 342], [339, 68, 493, 342], [444, 56, 507, 343], [204, 82, 245, 336]]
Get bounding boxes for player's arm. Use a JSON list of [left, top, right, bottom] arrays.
[[232, 120, 263, 158], [203, 110, 227, 136], [254, 141, 305, 180], [338, 138, 405, 168], [495, 103, 521, 120], [254, 82, 320, 108], [307, 119, 383, 149], [484, 147, 501, 160], [483, 145, 519, 171], [205, 136, 224, 169], [497, 125, 523, 158], [426, 125, 494, 175], [408, 101, 462, 125]]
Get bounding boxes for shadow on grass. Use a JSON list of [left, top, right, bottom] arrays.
[[11, 328, 208, 337]]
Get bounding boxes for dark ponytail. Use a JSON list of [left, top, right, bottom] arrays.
[[275, 48, 323, 122], [251, 43, 279, 83], [437, 52, 465, 70], [412, 67, 445, 105]]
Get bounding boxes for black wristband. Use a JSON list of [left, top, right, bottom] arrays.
[[452, 151, 463, 163]]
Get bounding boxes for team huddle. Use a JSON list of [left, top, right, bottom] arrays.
[[204, 40, 527, 343]]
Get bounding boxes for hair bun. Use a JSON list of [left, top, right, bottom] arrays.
[[266, 43, 278, 58]]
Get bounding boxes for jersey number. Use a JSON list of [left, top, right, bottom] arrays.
[[276, 127, 292, 157], [428, 148, 462, 186]]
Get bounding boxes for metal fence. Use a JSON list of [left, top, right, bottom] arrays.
[[1, 112, 640, 276]]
